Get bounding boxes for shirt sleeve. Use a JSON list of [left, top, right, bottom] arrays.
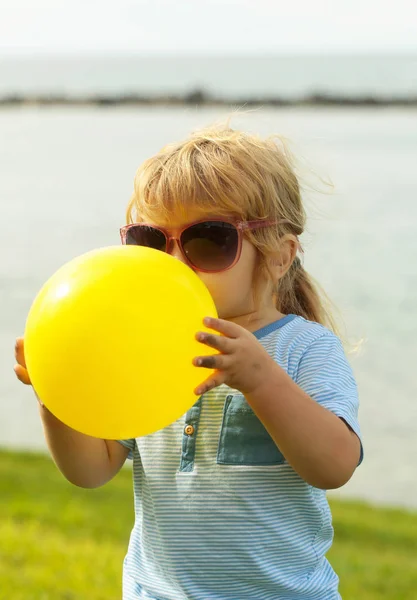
[[118, 438, 136, 460], [294, 332, 363, 465]]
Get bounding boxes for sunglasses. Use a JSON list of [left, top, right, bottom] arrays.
[[120, 218, 291, 273]]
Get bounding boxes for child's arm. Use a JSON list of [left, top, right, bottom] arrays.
[[244, 370, 361, 490], [194, 318, 362, 490], [14, 337, 129, 488], [39, 404, 129, 488]]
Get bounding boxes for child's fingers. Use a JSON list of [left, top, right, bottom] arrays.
[[15, 337, 27, 368], [203, 317, 240, 338], [14, 364, 32, 385], [194, 371, 226, 396], [193, 353, 232, 371], [195, 331, 234, 353]]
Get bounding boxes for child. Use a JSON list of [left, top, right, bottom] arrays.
[[15, 126, 363, 600]]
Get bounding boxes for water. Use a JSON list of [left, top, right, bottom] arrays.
[[0, 105, 416, 510], [0, 55, 416, 99]]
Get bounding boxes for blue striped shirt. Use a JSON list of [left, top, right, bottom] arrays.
[[119, 314, 362, 600]]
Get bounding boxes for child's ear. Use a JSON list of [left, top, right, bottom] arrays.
[[268, 236, 298, 279]]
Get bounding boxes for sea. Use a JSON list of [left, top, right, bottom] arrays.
[[0, 54, 416, 99], [0, 55, 416, 510]]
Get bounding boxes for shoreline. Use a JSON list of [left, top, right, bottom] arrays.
[[1, 91, 417, 108]]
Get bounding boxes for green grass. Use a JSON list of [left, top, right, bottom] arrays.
[[1, 449, 416, 600]]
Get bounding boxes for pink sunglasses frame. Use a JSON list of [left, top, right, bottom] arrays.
[[120, 217, 292, 273]]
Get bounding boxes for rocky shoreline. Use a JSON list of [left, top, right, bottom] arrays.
[[1, 89, 416, 107]]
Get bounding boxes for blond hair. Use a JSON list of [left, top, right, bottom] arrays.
[[126, 126, 339, 334]]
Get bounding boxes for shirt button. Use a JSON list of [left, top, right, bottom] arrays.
[[184, 425, 195, 436]]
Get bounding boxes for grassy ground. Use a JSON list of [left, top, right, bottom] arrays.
[[1, 449, 416, 600]]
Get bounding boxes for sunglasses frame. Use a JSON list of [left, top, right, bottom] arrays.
[[120, 217, 291, 273]]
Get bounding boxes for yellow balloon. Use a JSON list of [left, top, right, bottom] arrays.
[[24, 246, 217, 439]]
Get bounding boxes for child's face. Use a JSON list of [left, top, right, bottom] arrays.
[[145, 209, 264, 321], [197, 235, 259, 320]]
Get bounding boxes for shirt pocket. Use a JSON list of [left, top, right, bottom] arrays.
[[217, 394, 285, 466]]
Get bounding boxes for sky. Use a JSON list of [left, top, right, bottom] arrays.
[[1, 0, 416, 55]]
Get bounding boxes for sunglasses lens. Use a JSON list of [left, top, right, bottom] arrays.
[[125, 226, 166, 251], [181, 221, 239, 271]]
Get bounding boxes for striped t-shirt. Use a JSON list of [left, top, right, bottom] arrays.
[[119, 314, 363, 600]]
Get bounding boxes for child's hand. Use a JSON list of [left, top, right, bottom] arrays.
[[193, 317, 276, 396], [14, 337, 32, 385]]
